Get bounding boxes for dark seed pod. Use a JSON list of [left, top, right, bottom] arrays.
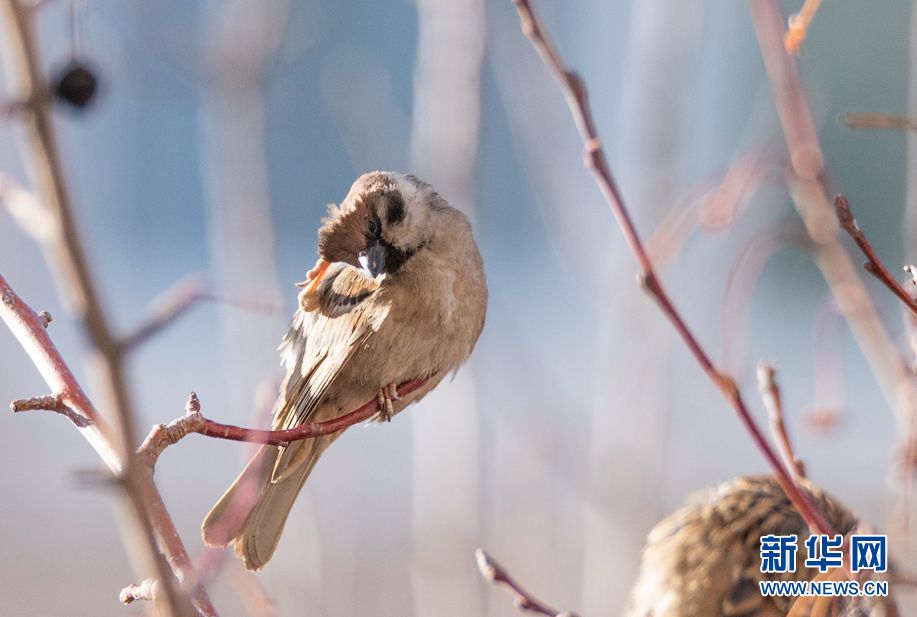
[[52, 61, 99, 110]]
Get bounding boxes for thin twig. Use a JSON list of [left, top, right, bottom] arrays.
[[10, 392, 89, 426], [905, 266, 917, 377], [757, 363, 806, 481], [511, 0, 831, 535], [121, 578, 160, 605], [843, 112, 917, 132], [784, 0, 822, 54], [0, 274, 208, 617], [0, 2, 211, 614], [749, 0, 914, 432], [120, 276, 282, 352], [834, 194, 917, 318], [475, 549, 579, 617], [139, 376, 431, 471]]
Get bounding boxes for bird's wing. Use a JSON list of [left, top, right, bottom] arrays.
[[271, 263, 388, 480]]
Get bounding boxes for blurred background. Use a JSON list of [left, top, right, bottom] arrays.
[[0, 0, 914, 615]]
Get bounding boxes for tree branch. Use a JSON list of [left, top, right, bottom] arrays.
[[10, 392, 89, 427], [119, 276, 282, 352], [834, 193, 917, 318], [138, 377, 431, 471], [510, 0, 832, 535], [120, 578, 160, 605], [844, 112, 917, 132], [749, 0, 915, 436], [784, 0, 823, 54], [0, 274, 211, 616], [757, 363, 806, 481], [0, 2, 211, 614], [475, 549, 579, 617]]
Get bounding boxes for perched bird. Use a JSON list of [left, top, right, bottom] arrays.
[[202, 172, 487, 570], [626, 475, 888, 617]]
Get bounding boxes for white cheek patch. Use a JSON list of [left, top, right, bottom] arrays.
[[388, 175, 431, 249]]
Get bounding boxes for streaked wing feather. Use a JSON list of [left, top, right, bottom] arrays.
[[271, 264, 385, 478]]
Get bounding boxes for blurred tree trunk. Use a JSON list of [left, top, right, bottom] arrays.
[[408, 2, 486, 617], [889, 3, 917, 611]]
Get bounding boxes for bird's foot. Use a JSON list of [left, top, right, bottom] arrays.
[[376, 384, 399, 422]]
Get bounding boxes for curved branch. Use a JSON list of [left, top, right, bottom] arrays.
[[511, 0, 832, 535], [0, 1, 213, 613], [119, 275, 283, 352], [834, 194, 917, 318], [138, 376, 431, 470], [475, 549, 579, 617], [0, 273, 209, 616]]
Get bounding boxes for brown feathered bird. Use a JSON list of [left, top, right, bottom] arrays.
[[626, 475, 890, 617], [201, 171, 487, 570]]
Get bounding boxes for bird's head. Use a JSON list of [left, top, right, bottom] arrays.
[[315, 172, 438, 280]]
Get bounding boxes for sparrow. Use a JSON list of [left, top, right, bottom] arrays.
[[201, 171, 487, 570], [625, 475, 887, 617]]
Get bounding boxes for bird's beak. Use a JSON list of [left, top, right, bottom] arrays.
[[359, 241, 386, 278]]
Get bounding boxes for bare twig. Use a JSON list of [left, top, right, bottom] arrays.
[[834, 194, 917, 318], [1, 274, 117, 467], [718, 225, 810, 373], [0, 2, 211, 613], [511, 0, 831, 535], [121, 578, 160, 605], [10, 392, 89, 426], [844, 112, 917, 132], [120, 276, 282, 352], [784, 0, 823, 54], [757, 363, 806, 481], [647, 147, 778, 270], [139, 377, 431, 471], [0, 274, 208, 617], [749, 0, 915, 433], [905, 267, 917, 377], [475, 549, 579, 617]]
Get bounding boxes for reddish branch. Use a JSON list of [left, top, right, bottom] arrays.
[[11, 392, 88, 426], [475, 549, 579, 617], [844, 113, 917, 132], [510, 0, 832, 535], [757, 363, 806, 481], [834, 194, 917, 319], [0, 2, 199, 615], [0, 274, 206, 616], [3, 271, 430, 612], [138, 377, 430, 470], [749, 0, 914, 436]]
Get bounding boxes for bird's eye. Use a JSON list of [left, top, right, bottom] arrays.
[[366, 217, 380, 237]]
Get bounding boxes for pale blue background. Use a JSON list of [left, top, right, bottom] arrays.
[[0, 1, 912, 615]]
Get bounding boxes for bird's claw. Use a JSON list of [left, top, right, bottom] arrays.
[[377, 384, 398, 421]]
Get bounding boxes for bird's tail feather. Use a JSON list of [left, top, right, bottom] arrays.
[[201, 436, 334, 571]]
